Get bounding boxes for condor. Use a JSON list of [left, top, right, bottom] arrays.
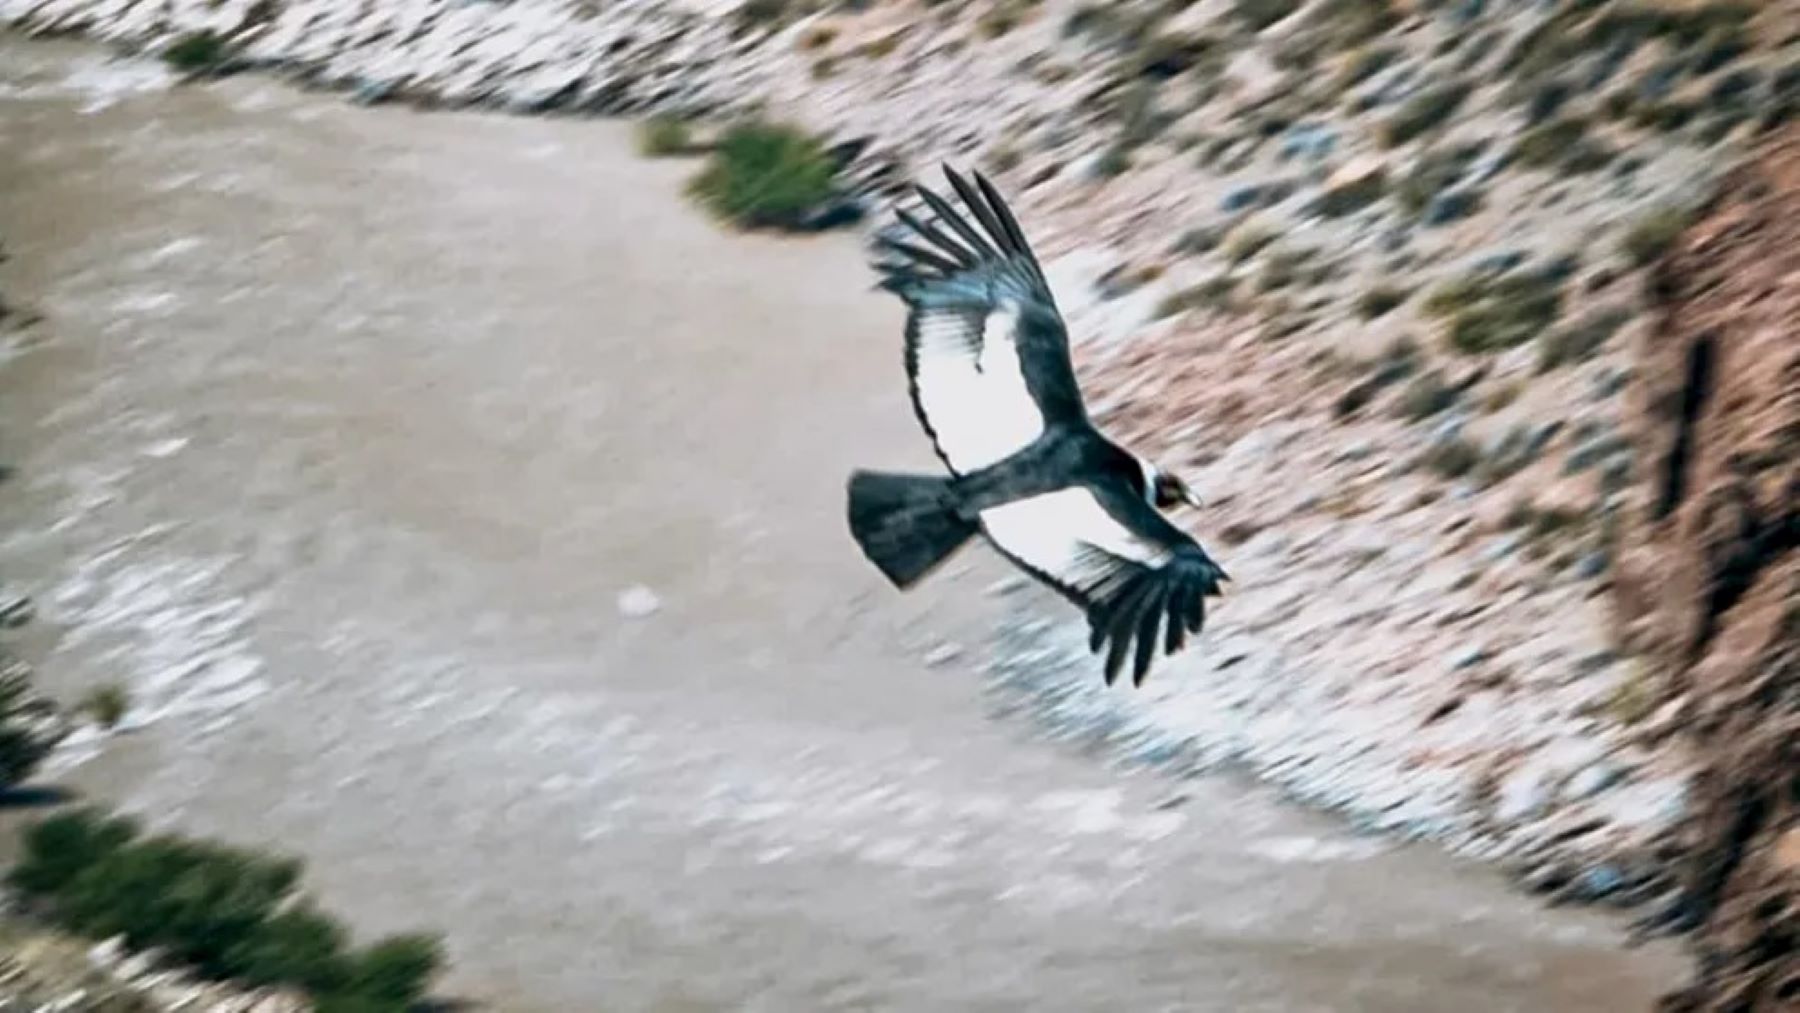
[[846, 166, 1228, 687]]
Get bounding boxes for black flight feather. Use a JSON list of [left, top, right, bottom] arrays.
[[896, 207, 977, 267], [913, 184, 997, 260]]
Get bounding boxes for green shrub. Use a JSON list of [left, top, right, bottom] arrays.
[[1223, 220, 1279, 264], [226, 906, 352, 992], [1538, 307, 1633, 371], [1357, 285, 1410, 319], [733, 0, 788, 31], [161, 30, 230, 74], [0, 667, 63, 788], [1396, 144, 1481, 214], [1256, 247, 1319, 292], [857, 31, 905, 59], [1314, 169, 1388, 217], [635, 116, 695, 158], [1336, 44, 1400, 90], [1307, 0, 1400, 47], [1094, 143, 1133, 178], [79, 682, 130, 730], [1632, 100, 1699, 132], [10, 808, 444, 1011], [9, 808, 140, 897], [1156, 277, 1238, 317], [1424, 437, 1482, 478], [1426, 272, 1564, 355], [1620, 207, 1692, 266], [1512, 116, 1588, 167], [1233, 0, 1302, 31], [1382, 81, 1473, 146], [1134, 32, 1222, 80], [1396, 369, 1457, 421], [686, 121, 839, 230], [339, 935, 445, 1006]]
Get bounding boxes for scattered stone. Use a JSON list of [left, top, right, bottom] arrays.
[[1279, 122, 1337, 163], [0, 595, 33, 629], [1422, 187, 1482, 226], [615, 585, 661, 619], [922, 642, 963, 667], [1566, 760, 1627, 800]]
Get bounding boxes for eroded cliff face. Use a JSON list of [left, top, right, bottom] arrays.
[[1613, 126, 1798, 1011]]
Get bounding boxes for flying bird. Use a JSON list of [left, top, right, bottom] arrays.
[[845, 165, 1228, 686]]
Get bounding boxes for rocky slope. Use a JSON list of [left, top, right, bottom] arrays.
[[1, 0, 1796, 1003], [1616, 124, 1797, 1013]]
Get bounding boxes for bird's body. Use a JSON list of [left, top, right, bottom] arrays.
[[846, 166, 1227, 686]]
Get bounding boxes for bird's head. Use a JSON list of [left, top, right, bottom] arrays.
[[1145, 463, 1204, 512]]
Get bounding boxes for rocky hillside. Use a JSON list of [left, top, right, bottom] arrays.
[[1617, 124, 1797, 1013], [1, 0, 1796, 1006]]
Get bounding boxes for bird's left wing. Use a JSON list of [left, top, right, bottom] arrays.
[[869, 167, 1087, 477], [979, 485, 1227, 686]]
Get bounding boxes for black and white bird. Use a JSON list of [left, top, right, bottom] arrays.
[[845, 166, 1228, 687]]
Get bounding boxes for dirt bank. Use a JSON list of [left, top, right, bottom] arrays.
[[1613, 124, 1799, 1012]]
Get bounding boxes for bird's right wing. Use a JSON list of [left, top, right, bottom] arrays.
[[979, 485, 1226, 686], [869, 167, 1087, 477]]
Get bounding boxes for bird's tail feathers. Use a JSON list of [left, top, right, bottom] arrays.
[[846, 470, 977, 589]]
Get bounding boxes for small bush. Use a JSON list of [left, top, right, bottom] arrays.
[[1233, 0, 1302, 32], [1223, 220, 1279, 264], [857, 31, 905, 59], [1632, 100, 1698, 132], [8, 808, 139, 897], [1539, 307, 1633, 371], [1093, 144, 1132, 178], [733, 0, 788, 31], [10, 808, 443, 1011], [1620, 207, 1692, 266], [1396, 369, 1457, 421], [1135, 32, 1222, 81], [636, 117, 693, 158], [1336, 44, 1400, 90], [1306, 0, 1400, 48], [79, 683, 130, 730], [1426, 272, 1565, 355], [1513, 116, 1588, 167], [686, 121, 839, 230], [162, 30, 230, 74], [1382, 81, 1472, 147], [1156, 276, 1238, 318], [1257, 250, 1304, 292], [1484, 380, 1523, 412], [1396, 144, 1481, 215], [1314, 169, 1388, 217], [339, 935, 445, 1006], [1357, 285, 1410, 319], [0, 666, 63, 789], [1424, 437, 1482, 479], [978, 7, 1021, 38]]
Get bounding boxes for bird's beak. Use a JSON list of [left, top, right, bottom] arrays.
[[1181, 486, 1205, 510]]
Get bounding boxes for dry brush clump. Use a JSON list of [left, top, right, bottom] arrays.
[[9, 808, 444, 1012], [685, 120, 841, 230]]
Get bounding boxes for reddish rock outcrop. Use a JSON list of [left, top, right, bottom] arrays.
[[1612, 127, 1799, 1012]]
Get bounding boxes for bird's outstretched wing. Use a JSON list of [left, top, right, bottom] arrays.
[[978, 483, 1227, 686], [869, 166, 1088, 477]]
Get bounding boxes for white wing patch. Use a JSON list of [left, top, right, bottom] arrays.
[[979, 486, 1169, 593], [911, 301, 1044, 474]]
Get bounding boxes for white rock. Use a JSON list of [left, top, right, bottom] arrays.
[[922, 642, 963, 667], [615, 585, 661, 618]]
